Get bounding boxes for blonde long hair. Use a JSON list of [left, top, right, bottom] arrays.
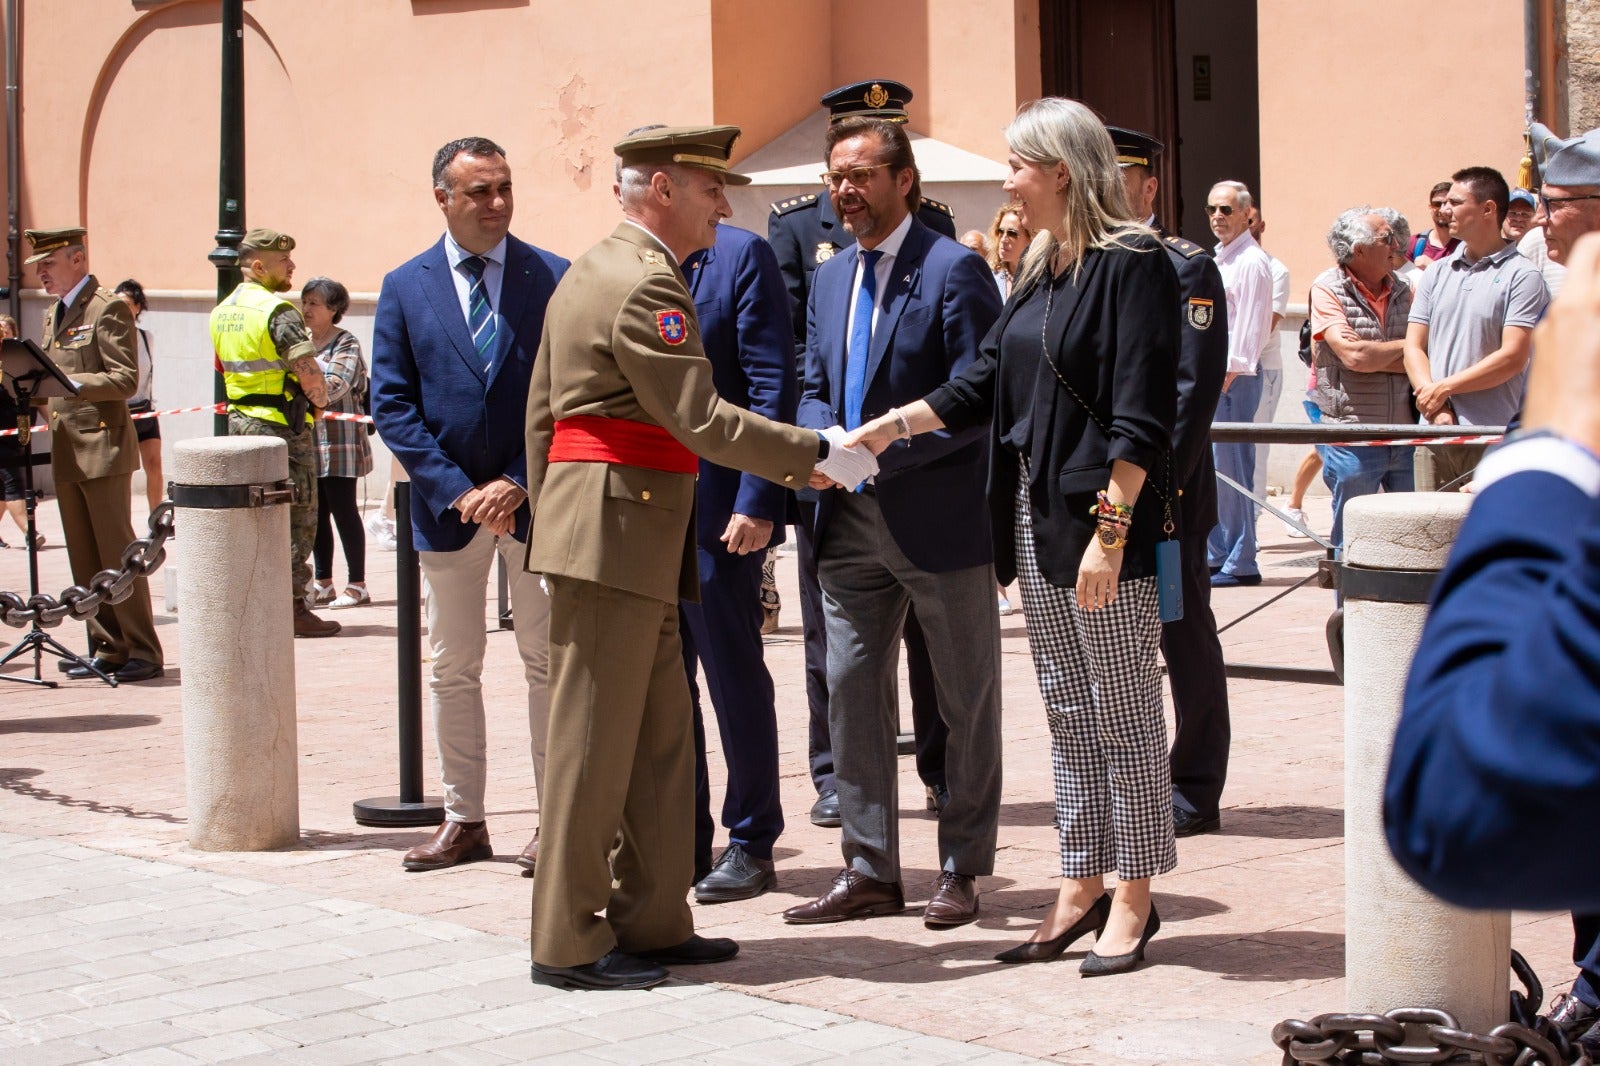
[[1007, 98, 1154, 290]]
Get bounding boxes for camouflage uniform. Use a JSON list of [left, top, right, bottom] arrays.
[[226, 304, 319, 606]]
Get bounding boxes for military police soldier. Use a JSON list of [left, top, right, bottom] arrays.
[[27, 226, 164, 682], [210, 228, 338, 637], [768, 78, 955, 828], [1106, 126, 1233, 837]]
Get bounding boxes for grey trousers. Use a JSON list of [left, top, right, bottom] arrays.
[[816, 490, 1002, 884]]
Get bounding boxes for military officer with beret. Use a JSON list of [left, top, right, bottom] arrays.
[[1106, 125, 1234, 838], [210, 228, 338, 638], [526, 125, 857, 991], [768, 77, 953, 829], [28, 227, 164, 682]]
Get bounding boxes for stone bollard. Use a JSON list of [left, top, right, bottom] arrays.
[[1342, 492, 1508, 1033], [173, 437, 299, 851]]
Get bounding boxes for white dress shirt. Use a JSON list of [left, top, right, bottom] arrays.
[[1213, 230, 1274, 375], [1258, 253, 1290, 370], [443, 230, 507, 328], [846, 211, 914, 345]]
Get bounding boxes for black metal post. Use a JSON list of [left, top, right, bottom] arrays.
[[353, 481, 442, 827], [207, 0, 245, 438]]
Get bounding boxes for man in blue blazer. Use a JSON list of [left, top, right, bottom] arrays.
[[371, 136, 569, 874], [679, 224, 796, 902], [783, 117, 1004, 929]]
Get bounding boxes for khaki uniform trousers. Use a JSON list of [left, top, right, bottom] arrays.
[[56, 472, 162, 666], [1414, 442, 1488, 493], [530, 574, 695, 968]]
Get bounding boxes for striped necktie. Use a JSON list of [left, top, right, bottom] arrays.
[[460, 255, 496, 361]]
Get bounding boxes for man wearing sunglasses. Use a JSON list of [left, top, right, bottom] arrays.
[[1205, 180, 1274, 589]]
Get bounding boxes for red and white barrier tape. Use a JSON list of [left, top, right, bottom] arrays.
[[1, 403, 375, 438]]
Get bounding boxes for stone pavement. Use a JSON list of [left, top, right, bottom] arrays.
[[0, 488, 1576, 1064]]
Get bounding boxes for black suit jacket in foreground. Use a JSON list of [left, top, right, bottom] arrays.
[[1158, 228, 1230, 533], [928, 234, 1180, 588]]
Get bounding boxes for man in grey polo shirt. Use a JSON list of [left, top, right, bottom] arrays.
[[1402, 165, 1548, 490]]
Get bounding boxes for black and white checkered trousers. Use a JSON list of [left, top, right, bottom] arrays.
[[1012, 458, 1178, 881]]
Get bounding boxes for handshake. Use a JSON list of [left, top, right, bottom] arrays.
[[809, 425, 880, 491]]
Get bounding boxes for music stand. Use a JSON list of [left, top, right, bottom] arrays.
[[0, 338, 111, 688]]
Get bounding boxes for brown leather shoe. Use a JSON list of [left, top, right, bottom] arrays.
[[923, 871, 979, 928], [402, 820, 492, 871], [516, 829, 539, 877], [782, 868, 904, 924], [293, 601, 341, 638]]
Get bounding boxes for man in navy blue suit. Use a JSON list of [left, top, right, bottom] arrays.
[[782, 117, 1003, 929], [372, 137, 569, 874], [678, 223, 796, 902], [1387, 127, 1600, 1054]]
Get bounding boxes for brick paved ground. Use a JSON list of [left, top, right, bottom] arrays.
[[0, 488, 1575, 1064]]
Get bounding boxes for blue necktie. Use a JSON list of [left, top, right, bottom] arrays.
[[461, 255, 496, 361], [843, 249, 882, 431]]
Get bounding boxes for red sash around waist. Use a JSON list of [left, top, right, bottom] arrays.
[[548, 415, 698, 475]]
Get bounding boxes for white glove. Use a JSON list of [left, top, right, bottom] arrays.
[[816, 425, 879, 490]]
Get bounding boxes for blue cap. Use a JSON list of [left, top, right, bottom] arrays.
[[821, 80, 913, 123]]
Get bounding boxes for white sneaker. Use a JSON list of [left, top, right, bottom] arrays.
[[1282, 506, 1311, 538], [998, 594, 1013, 616], [366, 513, 398, 552]]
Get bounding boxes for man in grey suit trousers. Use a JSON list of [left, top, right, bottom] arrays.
[[783, 117, 1004, 929]]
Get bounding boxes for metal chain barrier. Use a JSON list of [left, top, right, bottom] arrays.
[[1275, 953, 1596, 1065], [0, 501, 175, 629]]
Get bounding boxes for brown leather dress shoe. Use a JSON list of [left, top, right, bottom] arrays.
[[782, 868, 904, 924], [923, 871, 979, 928], [516, 830, 539, 878], [402, 820, 492, 872]]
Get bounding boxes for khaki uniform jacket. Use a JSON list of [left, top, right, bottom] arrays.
[[525, 223, 819, 604], [43, 275, 140, 484]]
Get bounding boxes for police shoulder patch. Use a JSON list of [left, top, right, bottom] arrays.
[[1186, 297, 1214, 330], [771, 192, 819, 216], [920, 196, 954, 217], [656, 309, 688, 345], [1165, 235, 1207, 259]]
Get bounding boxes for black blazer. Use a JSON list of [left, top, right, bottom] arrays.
[[929, 234, 1180, 588]]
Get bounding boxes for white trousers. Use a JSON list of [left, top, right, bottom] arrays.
[[419, 524, 550, 823]]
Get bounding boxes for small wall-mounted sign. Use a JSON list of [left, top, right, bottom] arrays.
[[1193, 55, 1212, 102]]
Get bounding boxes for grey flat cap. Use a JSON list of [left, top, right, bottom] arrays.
[[1532, 121, 1600, 186]]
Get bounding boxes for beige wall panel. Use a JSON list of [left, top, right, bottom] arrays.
[[1258, 0, 1527, 301], [712, 0, 831, 160]]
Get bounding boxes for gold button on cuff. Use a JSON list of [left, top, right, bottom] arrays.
[[641, 490, 651, 501], [783, 474, 795, 483]]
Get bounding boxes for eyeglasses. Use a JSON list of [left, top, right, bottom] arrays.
[[1204, 204, 1234, 216], [1539, 193, 1600, 211], [1430, 200, 1449, 210], [1368, 232, 1397, 248], [820, 163, 891, 189], [998, 228, 1021, 239]]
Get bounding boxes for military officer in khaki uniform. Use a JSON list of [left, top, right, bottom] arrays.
[[27, 227, 163, 682], [526, 127, 854, 991]]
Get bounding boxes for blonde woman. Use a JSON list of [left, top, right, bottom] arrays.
[[987, 201, 1033, 299], [848, 97, 1180, 976]]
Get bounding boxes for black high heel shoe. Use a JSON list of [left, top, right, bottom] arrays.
[[994, 892, 1111, 963], [1079, 903, 1160, 976]]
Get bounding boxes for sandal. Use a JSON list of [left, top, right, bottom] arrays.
[[309, 581, 336, 606], [330, 584, 371, 609]]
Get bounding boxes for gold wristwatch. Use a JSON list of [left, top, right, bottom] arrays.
[[1096, 524, 1127, 551]]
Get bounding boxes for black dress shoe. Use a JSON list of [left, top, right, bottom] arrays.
[[634, 934, 739, 966], [1080, 904, 1161, 977], [1549, 992, 1598, 1038], [1173, 806, 1221, 837], [63, 657, 119, 680], [925, 783, 950, 813], [113, 659, 164, 683], [995, 892, 1111, 963], [694, 843, 775, 903], [809, 788, 841, 828], [530, 949, 668, 990]]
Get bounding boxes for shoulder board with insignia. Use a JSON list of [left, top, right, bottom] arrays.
[[1164, 235, 1207, 259], [770, 192, 819, 216], [920, 196, 954, 217]]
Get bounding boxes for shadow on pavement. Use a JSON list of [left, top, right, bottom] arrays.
[[1218, 805, 1343, 840], [0, 713, 161, 734], [1155, 929, 1344, 981], [0, 766, 185, 823]]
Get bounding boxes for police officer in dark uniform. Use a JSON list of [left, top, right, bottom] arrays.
[[768, 79, 955, 827], [1107, 126, 1232, 837]]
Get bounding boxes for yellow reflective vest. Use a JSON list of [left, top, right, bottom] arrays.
[[210, 281, 311, 428]]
